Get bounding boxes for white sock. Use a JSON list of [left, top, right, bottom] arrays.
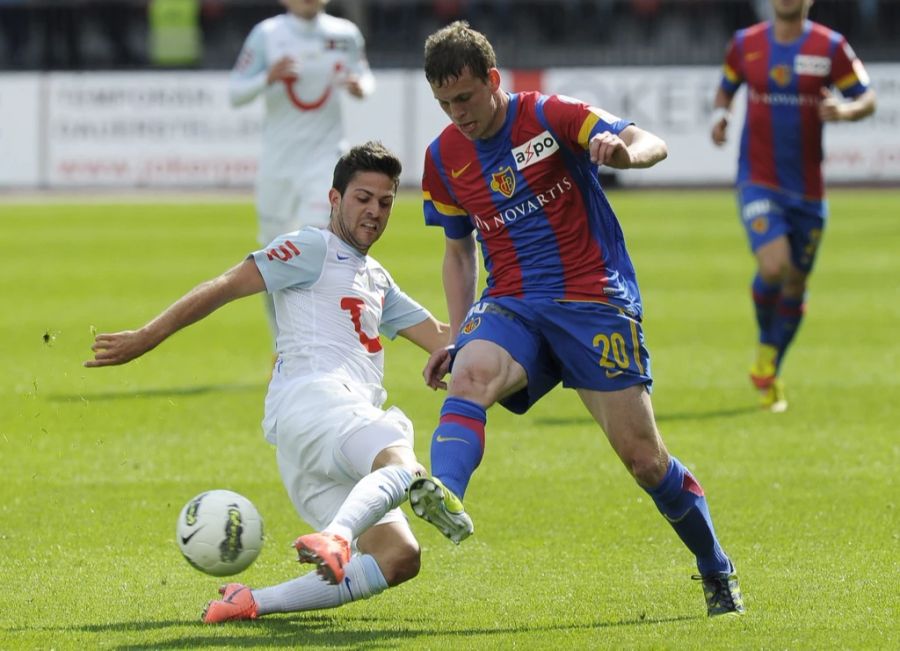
[[252, 554, 389, 615], [324, 465, 412, 543]]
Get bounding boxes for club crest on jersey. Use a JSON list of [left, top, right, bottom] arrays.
[[490, 166, 516, 198], [769, 64, 792, 87], [461, 317, 481, 335], [512, 130, 559, 171]]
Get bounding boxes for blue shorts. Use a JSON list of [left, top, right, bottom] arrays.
[[453, 297, 652, 415], [737, 184, 827, 273]]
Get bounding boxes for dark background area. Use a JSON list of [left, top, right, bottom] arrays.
[[0, 0, 897, 72]]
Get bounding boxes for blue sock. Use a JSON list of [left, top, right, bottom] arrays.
[[751, 274, 780, 347], [775, 295, 805, 372], [646, 457, 731, 576], [430, 397, 486, 499]]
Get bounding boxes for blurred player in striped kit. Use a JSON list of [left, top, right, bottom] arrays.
[[229, 0, 375, 340], [711, 0, 876, 411]]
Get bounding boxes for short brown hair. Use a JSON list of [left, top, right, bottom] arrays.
[[424, 21, 496, 87], [332, 141, 402, 195]]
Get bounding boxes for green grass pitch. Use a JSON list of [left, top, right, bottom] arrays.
[[1, 189, 897, 649]]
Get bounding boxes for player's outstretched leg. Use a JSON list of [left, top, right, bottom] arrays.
[[693, 566, 745, 617], [293, 532, 352, 585], [202, 583, 259, 623], [408, 475, 474, 544]]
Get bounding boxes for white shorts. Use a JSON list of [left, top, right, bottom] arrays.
[[256, 166, 334, 244], [264, 374, 414, 531]]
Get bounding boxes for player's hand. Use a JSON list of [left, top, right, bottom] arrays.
[[341, 75, 365, 98], [84, 330, 155, 367], [423, 346, 453, 390], [589, 132, 632, 169], [267, 56, 299, 84], [819, 87, 843, 122], [711, 120, 728, 146]]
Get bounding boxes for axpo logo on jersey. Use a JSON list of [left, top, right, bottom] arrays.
[[512, 131, 559, 171]]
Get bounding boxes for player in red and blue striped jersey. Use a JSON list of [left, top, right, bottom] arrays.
[[408, 21, 744, 617], [711, 0, 876, 411]]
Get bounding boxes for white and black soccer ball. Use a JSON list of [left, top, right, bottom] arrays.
[[176, 489, 264, 577]]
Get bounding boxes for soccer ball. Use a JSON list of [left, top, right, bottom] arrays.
[[176, 489, 264, 577]]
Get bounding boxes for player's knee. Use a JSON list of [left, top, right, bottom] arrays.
[[376, 539, 421, 586], [758, 259, 784, 283], [623, 447, 668, 487], [448, 362, 502, 402], [370, 445, 420, 476]]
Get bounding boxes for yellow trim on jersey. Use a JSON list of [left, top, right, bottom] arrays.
[[723, 64, 740, 84], [835, 71, 860, 90], [423, 191, 467, 217], [577, 112, 601, 149]]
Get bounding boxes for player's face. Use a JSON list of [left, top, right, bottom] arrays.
[[431, 67, 505, 141], [280, 0, 326, 20], [770, 0, 812, 21], [329, 171, 396, 254]]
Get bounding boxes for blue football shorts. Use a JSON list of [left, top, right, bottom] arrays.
[[453, 297, 652, 414], [737, 183, 827, 273]]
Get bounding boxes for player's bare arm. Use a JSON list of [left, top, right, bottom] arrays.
[[85, 259, 266, 368], [401, 318, 453, 391], [399, 317, 451, 354], [710, 87, 734, 146], [442, 233, 479, 336], [819, 87, 876, 122], [590, 126, 667, 169]]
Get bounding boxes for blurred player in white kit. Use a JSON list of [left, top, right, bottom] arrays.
[[229, 0, 375, 337]]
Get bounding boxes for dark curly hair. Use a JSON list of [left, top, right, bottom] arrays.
[[332, 141, 402, 194]]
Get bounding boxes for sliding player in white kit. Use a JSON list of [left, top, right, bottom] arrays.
[[229, 0, 375, 337], [85, 142, 449, 623]]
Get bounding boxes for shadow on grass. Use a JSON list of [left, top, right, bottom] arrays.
[[12, 612, 698, 649], [46, 382, 263, 403], [535, 404, 757, 426]]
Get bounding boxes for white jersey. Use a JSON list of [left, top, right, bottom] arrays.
[[251, 227, 429, 392], [230, 11, 374, 180], [251, 228, 425, 531]]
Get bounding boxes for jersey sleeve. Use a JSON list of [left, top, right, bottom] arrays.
[[345, 23, 375, 96], [541, 94, 633, 152], [250, 228, 327, 293], [719, 36, 744, 96], [378, 272, 431, 340], [831, 37, 870, 98], [422, 143, 474, 239], [229, 23, 268, 107]]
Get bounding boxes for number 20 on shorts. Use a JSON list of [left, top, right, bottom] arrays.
[[593, 332, 631, 373]]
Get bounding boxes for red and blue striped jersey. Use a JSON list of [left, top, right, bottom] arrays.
[[719, 20, 870, 199], [423, 92, 644, 317]]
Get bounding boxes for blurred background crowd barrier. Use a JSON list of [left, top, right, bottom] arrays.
[[1, 1, 897, 189], [1, 0, 898, 71]]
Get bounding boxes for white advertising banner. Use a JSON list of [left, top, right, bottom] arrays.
[[0, 74, 41, 187], [544, 63, 900, 186], [1, 64, 897, 189], [45, 72, 262, 187]]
